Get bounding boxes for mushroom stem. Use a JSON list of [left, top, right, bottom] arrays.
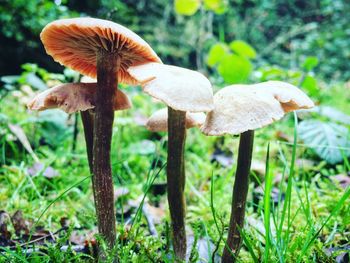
[[93, 48, 118, 248], [81, 110, 94, 174], [72, 113, 79, 153], [167, 107, 187, 260], [222, 130, 254, 262]]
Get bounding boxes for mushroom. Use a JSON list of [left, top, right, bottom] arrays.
[[27, 83, 131, 114], [38, 17, 161, 247], [201, 81, 314, 262], [128, 63, 213, 259], [27, 82, 131, 177], [146, 108, 205, 132]]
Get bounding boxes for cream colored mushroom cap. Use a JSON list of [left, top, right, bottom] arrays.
[[127, 63, 214, 112], [201, 81, 314, 136], [27, 83, 131, 114], [41, 17, 161, 85], [146, 108, 206, 132]]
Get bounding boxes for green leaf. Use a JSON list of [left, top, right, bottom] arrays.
[[1, 75, 20, 84], [301, 75, 318, 96], [229, 40, 257, 59], [217, 54, 252, 84], [174, 0, 200, 16], [314, 106, 350, 125], [302, 56, 319, 71], [63, 68, 80, 82], [207, 43, 228, 67], [21, 63, 38, 73], [298, 120, 350, 164], [203, 0, 228, 14], [24, 73, 47, 91], [257, 66, 286, 81]]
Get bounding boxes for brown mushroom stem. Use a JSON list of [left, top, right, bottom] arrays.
[[92, 49, 119, 248], [222, 130, 254, 262], [72, 113, 79, 152], [167, 107, 187, 260], [81, 110, 94, 174]]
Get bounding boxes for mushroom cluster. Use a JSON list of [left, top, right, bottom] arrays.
[[27, 16, 314, 262]]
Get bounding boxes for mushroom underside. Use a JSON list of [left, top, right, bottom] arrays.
[[27, 83, 131, 114]]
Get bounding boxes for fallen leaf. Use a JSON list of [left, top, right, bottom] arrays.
[[8, 123, 39, 162], [0, 211, 11, 241], [69, 229, 97, 246], [11, 210, 29, 236], [144, 203, 166, 225]]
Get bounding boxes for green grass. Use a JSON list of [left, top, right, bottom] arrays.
[[0, 82, 349, 262]]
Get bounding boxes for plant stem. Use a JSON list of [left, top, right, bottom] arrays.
[[222, 130, 254, 262], [93, 48, 118, 248], [167, 107, 187, 260], [81, 110, 94, 174], [71, 113, 79, 153]]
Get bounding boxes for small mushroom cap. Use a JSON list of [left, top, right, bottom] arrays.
[[201, 81, 314, 136], [128, 63, 214, 112], [27, 83, 131, 114], [146, 108, 206, 132], [41, 18, 161, 85]]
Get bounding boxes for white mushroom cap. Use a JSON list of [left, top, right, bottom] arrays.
[[201, 81, 314, 136], [146, 108, 206, 132], [27, 83, 131, 114], [127, 63, 214, 112]]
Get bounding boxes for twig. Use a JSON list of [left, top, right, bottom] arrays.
[[11, 227, 67, 248]]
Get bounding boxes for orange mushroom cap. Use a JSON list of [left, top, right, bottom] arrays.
[[40, 17, 161, 85]]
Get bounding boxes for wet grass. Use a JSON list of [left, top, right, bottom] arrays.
[[0, 84, 349, 262]]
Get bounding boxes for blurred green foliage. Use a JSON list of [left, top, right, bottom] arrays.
[[207, 40, 256, 83], [0, 2, 349, 261], [0, 0, 349, 81]]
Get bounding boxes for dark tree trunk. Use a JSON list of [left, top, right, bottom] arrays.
[[167, 107, 187, 260], [222, 130, 254, 262]]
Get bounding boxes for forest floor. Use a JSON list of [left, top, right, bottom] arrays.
[[0, 78, 349, 262]]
